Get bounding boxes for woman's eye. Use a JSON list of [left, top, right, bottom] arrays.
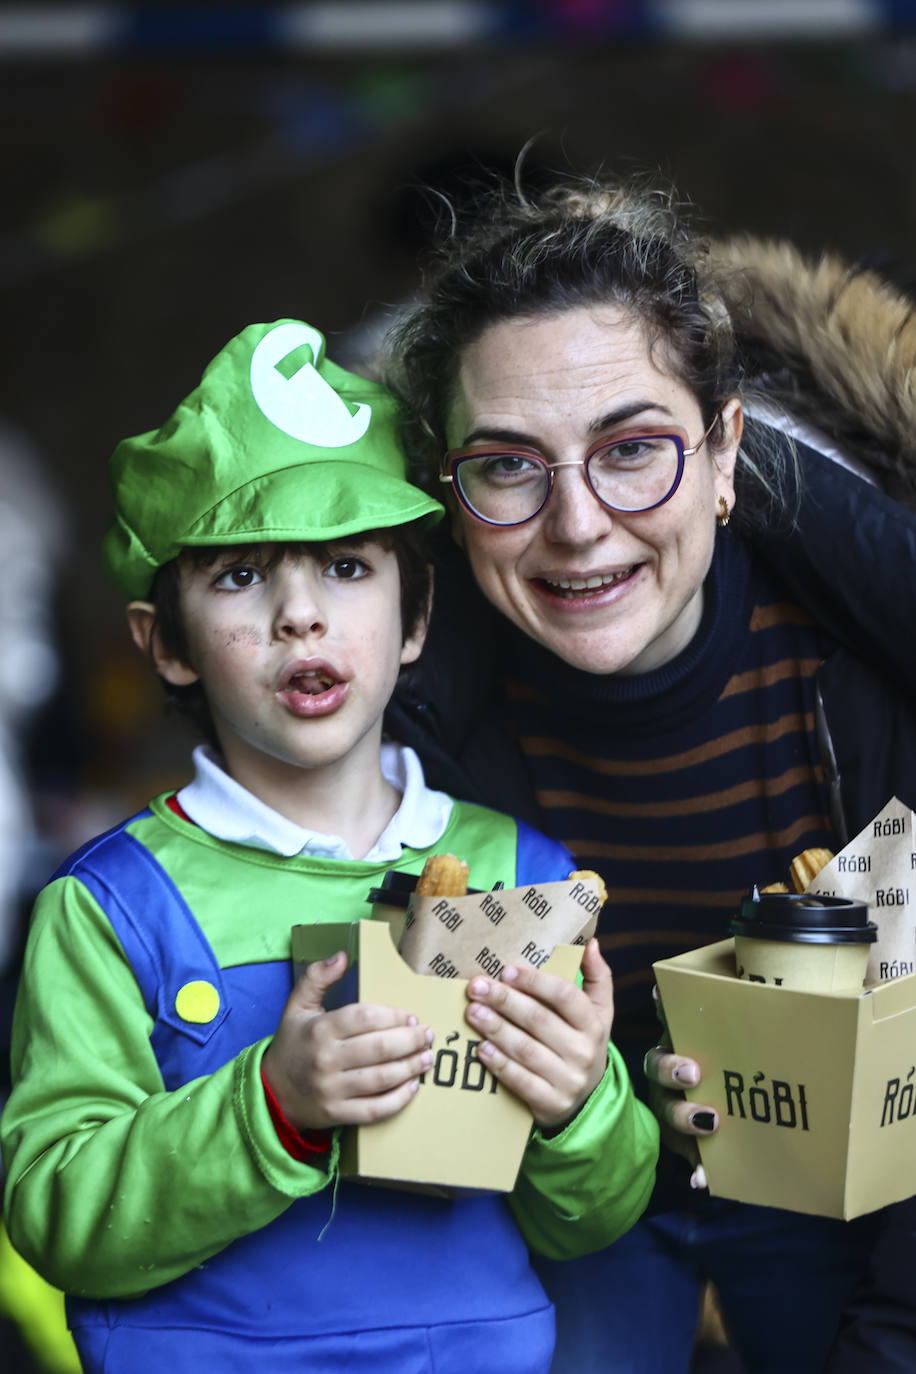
[[214, 566, 262, 590], [326, 557, 369, 580], [481, 453, 540, 482], [598, 438, 660, 466], [611, 440, 649, 460]]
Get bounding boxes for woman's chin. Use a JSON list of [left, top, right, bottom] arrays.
[[511, 575, 704, 677], [515, 618, 653, 676], [512, 599, 702, 677], [507, 579, 649, 675]]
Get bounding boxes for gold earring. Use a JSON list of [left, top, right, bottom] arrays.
[[717, 496, 731, 528]]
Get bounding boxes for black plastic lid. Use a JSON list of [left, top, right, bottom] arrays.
[[366, 871, 421, 910], [366, 869, 497, 909], [730, 887, 877, 946]]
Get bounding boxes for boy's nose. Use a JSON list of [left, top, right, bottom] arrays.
[[275, 610, 326, 639], [271, 569, 327, 640]]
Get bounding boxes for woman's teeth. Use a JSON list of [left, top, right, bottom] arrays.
[[545, 569, 634, 595]]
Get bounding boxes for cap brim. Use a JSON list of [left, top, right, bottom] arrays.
[[184, 461, 444, 547]]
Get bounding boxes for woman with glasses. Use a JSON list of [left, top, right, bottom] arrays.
[[383, 175, 916, 1372]]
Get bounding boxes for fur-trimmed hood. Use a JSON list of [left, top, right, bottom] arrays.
[[709, 237, 916, 509]]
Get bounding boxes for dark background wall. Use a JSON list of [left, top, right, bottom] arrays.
[[2, 10, 914, 845], [0, 11, 914, 1370]]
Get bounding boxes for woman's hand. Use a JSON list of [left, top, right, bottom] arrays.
[[643, 998, 716, 1189], [463, 937, 613, 1131], [263, 952, 434, 1133]]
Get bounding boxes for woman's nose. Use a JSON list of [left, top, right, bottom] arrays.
[[541, 465, 615, 545], [271, 568, 326, 640]]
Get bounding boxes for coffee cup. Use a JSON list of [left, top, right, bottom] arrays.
[[730, 888, 876, 992]]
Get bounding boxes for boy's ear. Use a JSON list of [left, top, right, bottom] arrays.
[[400, 568, 433, 667], [126, 601, 200, 687]]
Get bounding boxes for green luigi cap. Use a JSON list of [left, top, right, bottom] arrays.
[[102, 319, 444, 599]]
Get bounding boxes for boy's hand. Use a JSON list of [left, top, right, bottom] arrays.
[[262, 952, 434, 1133], [464, 938, 613, 1131]]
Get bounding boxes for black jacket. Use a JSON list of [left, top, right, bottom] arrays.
[[389, 439, 916, 836], [387, 436, 916, 1370]]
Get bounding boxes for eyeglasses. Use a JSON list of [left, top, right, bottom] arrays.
[[440, 415, 720, 528]]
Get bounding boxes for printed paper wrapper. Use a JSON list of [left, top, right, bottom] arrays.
[[805, 797, 915, 985], [288, 873, 605, 1193], [398, 875, 602, 980]]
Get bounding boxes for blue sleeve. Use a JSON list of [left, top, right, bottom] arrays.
[[514, 819, 574, 885]]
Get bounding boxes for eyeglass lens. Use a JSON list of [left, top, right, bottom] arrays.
[[455, 436, 683, 524]]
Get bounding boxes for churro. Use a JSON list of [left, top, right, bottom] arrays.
[[789, 847, 835, 894], [415, 853, 470, 898], [568, 869, 608, 905]]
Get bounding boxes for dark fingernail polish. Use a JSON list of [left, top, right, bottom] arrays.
[[690, 1111, 716, 1132]]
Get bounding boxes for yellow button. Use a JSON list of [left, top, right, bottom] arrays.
[[175, 980, 220, 1024]]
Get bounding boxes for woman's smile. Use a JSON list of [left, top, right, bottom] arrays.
[[532, 563, 643, 604]]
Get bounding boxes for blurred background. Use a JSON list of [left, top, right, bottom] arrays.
[[0, 2, 914, 1369]]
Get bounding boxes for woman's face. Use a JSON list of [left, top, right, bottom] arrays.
[[445, 306, 742, 676]]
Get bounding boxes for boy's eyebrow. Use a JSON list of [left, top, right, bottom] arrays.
[[180, 546, 271, 576]]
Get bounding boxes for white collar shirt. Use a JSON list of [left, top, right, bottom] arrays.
[[175, 741, 454, 863]]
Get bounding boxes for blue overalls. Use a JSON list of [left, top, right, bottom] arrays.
[[61, 817, 557, 1373]]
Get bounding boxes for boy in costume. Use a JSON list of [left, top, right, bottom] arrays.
[[1, 319, 658, 1373]]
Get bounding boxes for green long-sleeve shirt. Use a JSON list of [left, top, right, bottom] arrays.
[[2, 793, 658, 1305]]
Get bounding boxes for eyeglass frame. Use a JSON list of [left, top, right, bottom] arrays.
[[439, 413, 721, 528]]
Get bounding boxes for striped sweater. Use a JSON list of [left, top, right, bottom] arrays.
[[504, 532, 837, 1054]]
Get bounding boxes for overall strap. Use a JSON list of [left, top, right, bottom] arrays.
[[57, 814, 230, 1061], [514, 818, 573, 886]]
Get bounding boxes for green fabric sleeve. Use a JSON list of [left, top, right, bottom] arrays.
[[508, 1040, 659, 1260], [1, 878, 337, 1300]]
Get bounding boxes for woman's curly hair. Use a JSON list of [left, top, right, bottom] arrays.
[[384, 171, 793, 529]]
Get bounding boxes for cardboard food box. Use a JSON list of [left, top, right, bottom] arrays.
[[654, 938, 916, 1219], [290, 874, 601, 1194]]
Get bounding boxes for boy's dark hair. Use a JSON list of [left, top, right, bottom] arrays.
[[148, 527, 432, 747]]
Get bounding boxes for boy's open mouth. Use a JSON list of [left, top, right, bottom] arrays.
[[276, 660, 350, 716], [286, 668, 337, 695]]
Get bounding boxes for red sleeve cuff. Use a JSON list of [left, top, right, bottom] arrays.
[[261, 1067, 332, 1161]]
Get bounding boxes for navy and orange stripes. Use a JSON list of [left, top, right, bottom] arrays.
[[503, 534, 836, 1052]]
